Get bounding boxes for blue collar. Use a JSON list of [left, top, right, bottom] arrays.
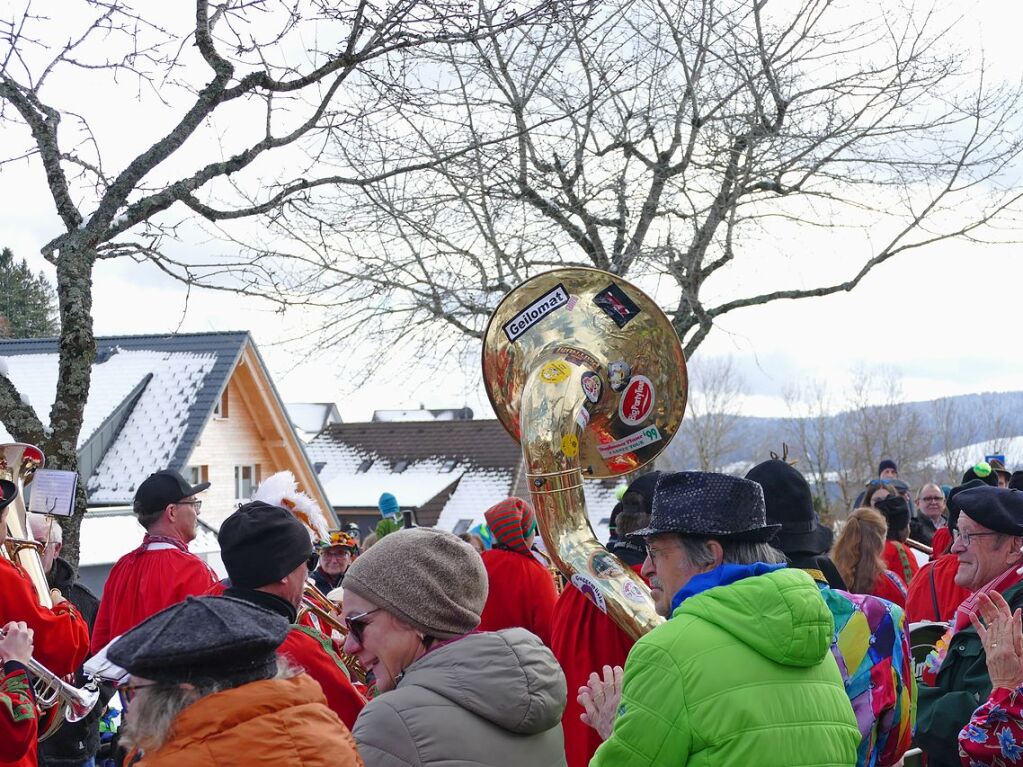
[[670, 562, 787, 614]]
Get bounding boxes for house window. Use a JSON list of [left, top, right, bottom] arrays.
[[314, 461, 326, 475], [235, 465, 258, 500], [441, 459, 458, 473], [393, 460, 409, 474], [187, 465, 209, 486], [213, 390, 229, 419], [356, 458, 373, 473], [453, 519, 473, 535]]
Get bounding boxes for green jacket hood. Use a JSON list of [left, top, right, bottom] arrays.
[[678, 567, 834, 667]]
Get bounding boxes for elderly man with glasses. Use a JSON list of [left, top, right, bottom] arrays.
[[92, 470, 219, 653], [916, 486, 1023, 767], [910, 483, 948, 547]]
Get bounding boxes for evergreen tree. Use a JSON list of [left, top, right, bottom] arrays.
[[0, 247, 58, 338]]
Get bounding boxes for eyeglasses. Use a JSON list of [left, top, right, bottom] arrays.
[[116, 681, 160, 703], [953, 530, 1002, 547], [344, 608, 381, 645], [919, 496, 945, 503], [176, 500, 202, 512]]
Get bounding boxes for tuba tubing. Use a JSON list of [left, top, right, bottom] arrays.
[[520, 358, 663, 640]]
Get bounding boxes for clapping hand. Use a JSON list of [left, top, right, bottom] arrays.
[[970, 592, 1023, 690], [578, 664, 624, 742]]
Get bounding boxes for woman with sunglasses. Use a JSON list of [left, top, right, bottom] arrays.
[[343, 527, 568, 767]]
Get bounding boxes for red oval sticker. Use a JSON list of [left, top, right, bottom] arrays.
[[618, 375, 655, 426]]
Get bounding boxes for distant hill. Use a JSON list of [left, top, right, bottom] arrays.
[[661, 390, 1023, 480]]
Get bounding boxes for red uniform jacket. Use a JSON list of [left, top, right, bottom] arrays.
[[550, 563, 643, 767], [883, 540, 919, 587], [206, 582, 365, 726], [872, 569, 908, 608], [477, 549, 558, 646], [931, 526, 953, 557], [92, 539, 219, 653], [0, 557, 89, 677], [0, 662, 37, 767], [905, 553, 971, 624], [279, 627, 365, 729]]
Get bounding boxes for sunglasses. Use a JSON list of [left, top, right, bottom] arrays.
[[345, 608, 381, 645], [116, 680, 160, 704]]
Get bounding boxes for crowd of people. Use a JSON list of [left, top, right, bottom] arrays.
[[4, 454, 1023, 766]]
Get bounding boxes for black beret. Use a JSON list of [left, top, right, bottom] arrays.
[[949, 486, 1023, 537], [219, 501, 313, 589], [946, 479, 991, 532], [875, 495, 910, 532], [1010, 471, 1023, 492], [107, 596, 289, 683]]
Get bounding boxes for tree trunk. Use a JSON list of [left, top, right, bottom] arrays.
[[40, 243, 96, 571]]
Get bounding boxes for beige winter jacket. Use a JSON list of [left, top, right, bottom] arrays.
[[353, 628, 567, 767]]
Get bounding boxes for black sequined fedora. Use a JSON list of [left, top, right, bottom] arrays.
[[631, 472, 781, 543]]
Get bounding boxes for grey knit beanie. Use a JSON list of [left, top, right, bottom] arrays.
[[343, 527, 488, 640]]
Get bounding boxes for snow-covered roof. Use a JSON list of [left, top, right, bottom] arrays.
[[286, 402, 341, 435], [324, 467, 464, 508], [308, 418, 624, 541], [79, 506, 222, 570], [371, 407, 473, 422], [0, 333, 248, 504]]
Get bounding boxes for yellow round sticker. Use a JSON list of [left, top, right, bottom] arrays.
[[539, 360, 571, 384], [561, 434, 579, 457]]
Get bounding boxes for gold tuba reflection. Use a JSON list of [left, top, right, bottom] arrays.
[[482, 268, 688, 640], [0, 443, 51, 607]]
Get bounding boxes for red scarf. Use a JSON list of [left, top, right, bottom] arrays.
[[922, 564, 1023, 686], [124, 533, 190, 564], [953, 565, 1023, 633]]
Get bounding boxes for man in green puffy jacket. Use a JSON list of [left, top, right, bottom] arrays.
[[582, 472, 861, 767]]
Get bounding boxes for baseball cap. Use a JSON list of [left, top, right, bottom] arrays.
[[134, 470, 211, 515]]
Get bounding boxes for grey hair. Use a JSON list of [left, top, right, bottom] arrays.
[[677, 535, 787, 569], [120, 659, 298, 753]]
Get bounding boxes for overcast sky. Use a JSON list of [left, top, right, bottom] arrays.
[[2, 1, 1022, 423]]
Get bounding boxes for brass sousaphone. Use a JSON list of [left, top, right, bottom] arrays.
[[483, 268, 688, 639]]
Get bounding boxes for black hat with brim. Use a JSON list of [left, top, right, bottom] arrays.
[[631, 472, 781, 543], [745, 459, 831, 555]]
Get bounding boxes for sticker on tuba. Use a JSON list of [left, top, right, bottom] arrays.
[[618, 375, 655, 426], [502, 283, 570, 342], [597, 426, 662, 459], [570, 573, 607, 613], [580, 371, 602, 403], [539, 360, 571, 384], [593, 283, 641, 328]]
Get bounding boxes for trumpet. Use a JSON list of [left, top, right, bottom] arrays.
[[0, 629, 99, 724], [297, 583, 367, 684]]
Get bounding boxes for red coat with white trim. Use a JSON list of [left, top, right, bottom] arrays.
[[91, 538, 218, 653]]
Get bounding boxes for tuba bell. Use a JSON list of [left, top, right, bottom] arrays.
[[482, 268, 688, 640]]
